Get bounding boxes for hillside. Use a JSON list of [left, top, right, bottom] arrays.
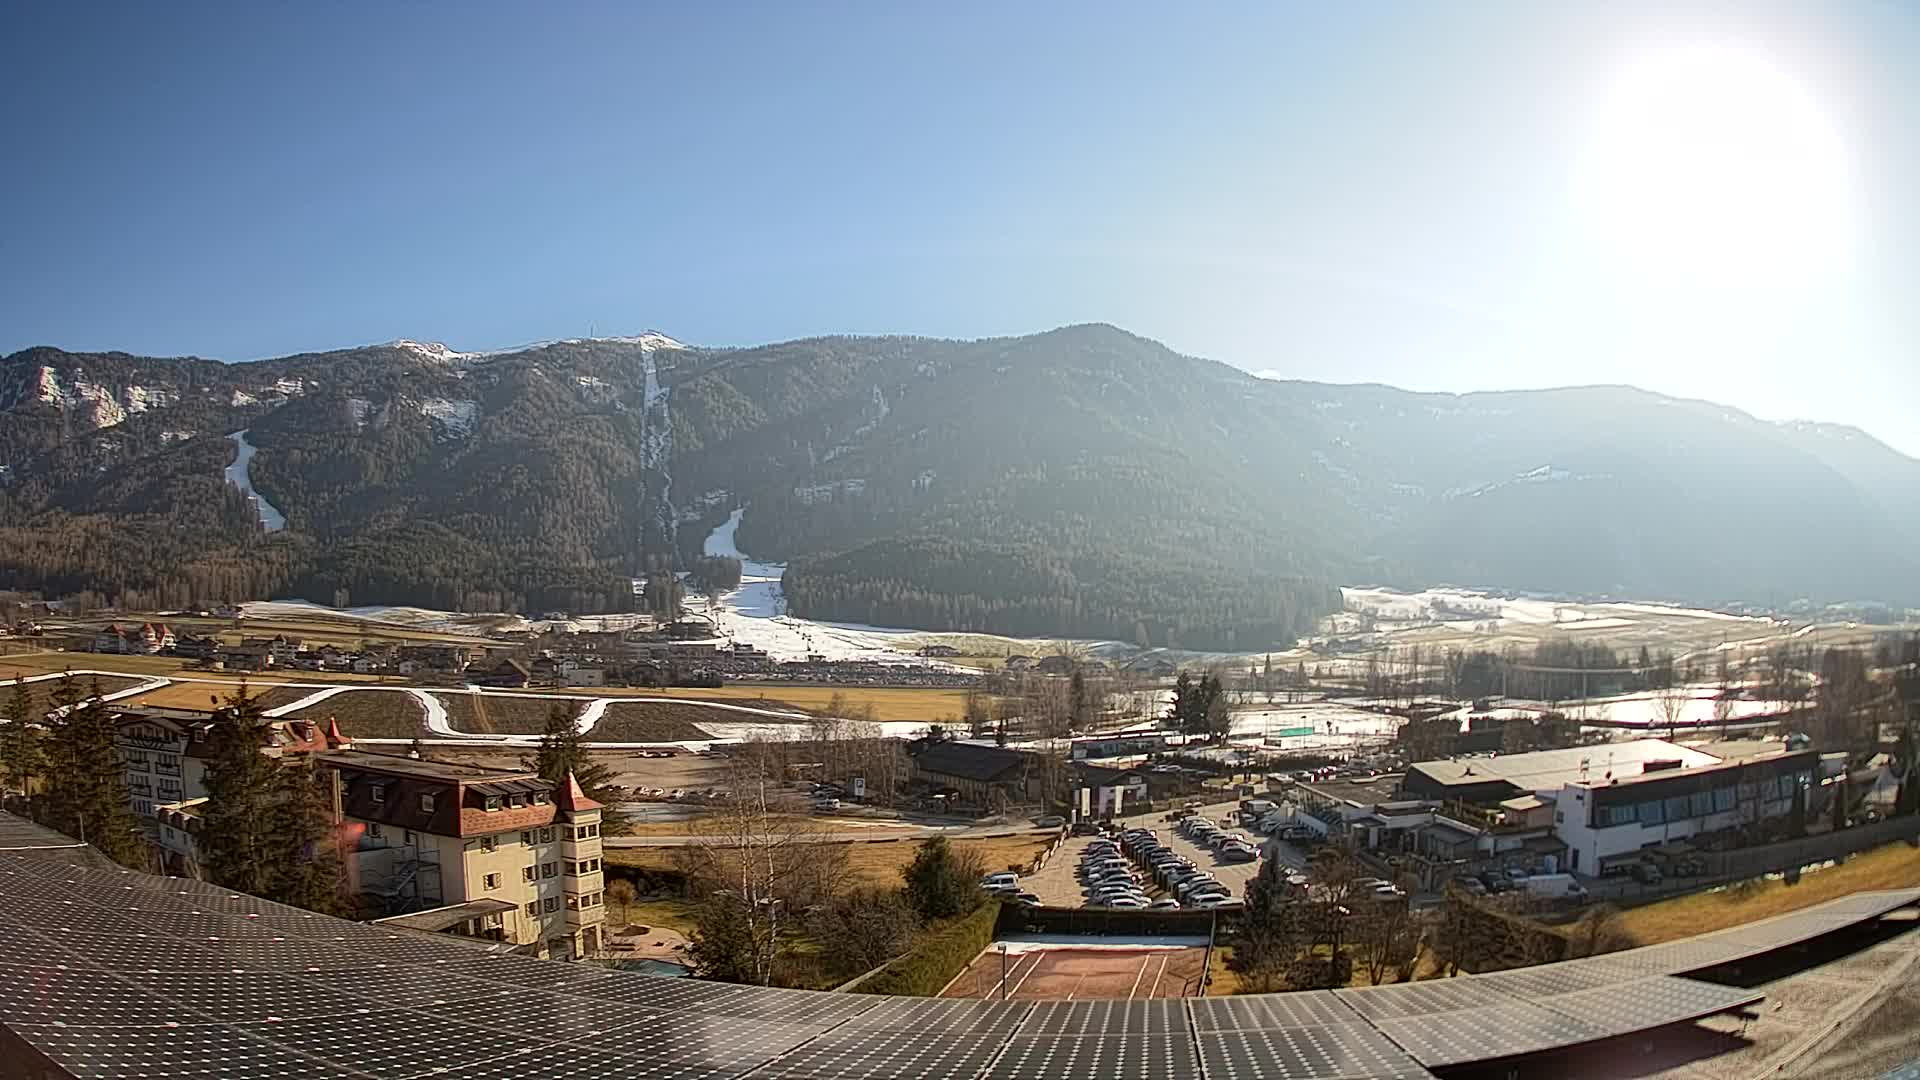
[[1, 325, 1915, 649]]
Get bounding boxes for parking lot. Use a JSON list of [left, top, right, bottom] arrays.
[[1018, 808, 1300, 909], [1118, 809, 1265, 902]]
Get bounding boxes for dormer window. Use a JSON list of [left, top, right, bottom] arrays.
[[484, 795, 502, 811], [370, 784, 387, 804], [419, 793, 436, 812], [532, 791, 550, 805]]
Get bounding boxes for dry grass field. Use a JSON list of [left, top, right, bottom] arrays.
[[0, 675, 144, 721], [434, 693, 556, 735], [606, 833, 1053, 890], [287, 690, 426, 739], [586, 703, 724, 743], [593, 684, 974, 723], [1613, 840, 1920, 946]]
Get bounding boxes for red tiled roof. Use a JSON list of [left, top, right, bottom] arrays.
[[455, 803, 557, 837], [555, 770, 603, 812]]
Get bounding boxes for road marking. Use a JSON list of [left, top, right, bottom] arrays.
[[1126, 955, 1151, 1000], [1007, 951, 1044, 998]]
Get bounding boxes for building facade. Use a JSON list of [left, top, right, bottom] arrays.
[[320, 749, 606, 959]]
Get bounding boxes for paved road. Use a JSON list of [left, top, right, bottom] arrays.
[[1023, 835, 1107, 906]]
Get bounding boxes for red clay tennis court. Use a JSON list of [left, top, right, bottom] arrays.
[[940, 944, 1208, 1000]]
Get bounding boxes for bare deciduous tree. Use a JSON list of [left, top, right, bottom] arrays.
[[676, 758, 848, 985]]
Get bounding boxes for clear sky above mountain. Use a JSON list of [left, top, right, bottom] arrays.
[[3, 3, 1915, 454]]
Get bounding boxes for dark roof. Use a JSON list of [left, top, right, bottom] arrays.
[[317, 749, 538, 783], [320, 750, 557, 838], [1072, 763, 1148, 788], [910, 741, 1034, 783]]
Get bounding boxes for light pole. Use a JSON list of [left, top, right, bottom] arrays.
[[998, 943, 1009, 1001]]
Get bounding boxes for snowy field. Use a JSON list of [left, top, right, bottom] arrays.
[[1340, 586, 1773, 633], [1493, 687, 1790, 729], [698, 510, 932, 663]]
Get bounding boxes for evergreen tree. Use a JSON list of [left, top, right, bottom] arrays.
[[40, 684, 142, 866], [1169, 671, 1229, 741], [1, 676, 47, 796], [269, 756, 346, 915], [197, 686, 285, 895], [901, 835, 985, 920], [525, 701, 620, 827]]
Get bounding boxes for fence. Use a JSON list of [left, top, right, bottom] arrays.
[[997, 904, 1226, 939], [1590, 813, 1920, 905]]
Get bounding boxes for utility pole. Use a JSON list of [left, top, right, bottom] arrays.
[[998, 943, 1009, 1001]]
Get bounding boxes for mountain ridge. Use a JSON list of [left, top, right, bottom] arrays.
[[2, 325, 1915, 645]]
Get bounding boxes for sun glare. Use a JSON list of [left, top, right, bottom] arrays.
[[1582, 44, 1854, 293]]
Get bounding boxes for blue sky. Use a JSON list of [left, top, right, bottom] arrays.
[[3, 2, 1915, 454]]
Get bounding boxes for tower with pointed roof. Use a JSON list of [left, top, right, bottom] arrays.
[[553, 769, 607, 957]]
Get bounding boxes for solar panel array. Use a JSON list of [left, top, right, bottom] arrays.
[[0, 811, 1910, 1079]]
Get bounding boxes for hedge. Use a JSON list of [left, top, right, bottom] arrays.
[[852, 901, 1002, 996]]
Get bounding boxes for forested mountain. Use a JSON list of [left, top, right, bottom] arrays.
[[2, 325, 1915, 649]]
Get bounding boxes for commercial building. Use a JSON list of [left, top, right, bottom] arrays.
[[1398, 738, 1828, 876]]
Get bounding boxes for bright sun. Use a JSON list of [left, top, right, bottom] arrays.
[[1582, 44, 1853, 293]]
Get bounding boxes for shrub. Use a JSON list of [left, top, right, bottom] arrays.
[[854, 901, 1001, 996]]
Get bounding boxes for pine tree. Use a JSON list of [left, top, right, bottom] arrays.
[[197, 686, 285, 895], [41, 686, 142, 866], [1, 676, 47, 796], [525, 701, 619, 826], [270, 756, 346, 915]]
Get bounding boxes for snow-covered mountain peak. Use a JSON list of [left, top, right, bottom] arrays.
[[384, 340, 473, 363]]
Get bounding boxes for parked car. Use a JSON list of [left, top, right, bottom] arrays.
[[1149, 898, 1182, 910], [1071, 822, 1099, 836], [1035, 815, 1066, 828], [982, 872, 1019, 889]]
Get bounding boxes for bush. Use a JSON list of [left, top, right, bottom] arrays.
[[854, 901, 1001, 996]]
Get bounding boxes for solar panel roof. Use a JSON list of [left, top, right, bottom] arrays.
[[2, 810, 1907, 1078]]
